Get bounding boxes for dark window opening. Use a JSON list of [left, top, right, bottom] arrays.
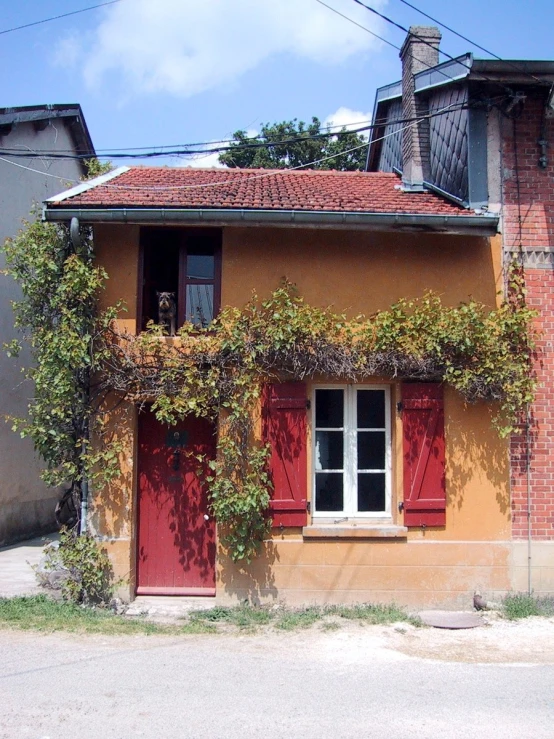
[[139, 227, 222, 332]]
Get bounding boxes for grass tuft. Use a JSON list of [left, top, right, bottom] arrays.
[[275, 606, 323, 631], [502, 593, 554, 620], [0, 595, 417, 635], [0, 596, 171, 636], [189, 604, 272, 629], [324, 602, 415, 625]]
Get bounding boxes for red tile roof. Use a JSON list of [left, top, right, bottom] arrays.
[[50, 166, 472, 216]]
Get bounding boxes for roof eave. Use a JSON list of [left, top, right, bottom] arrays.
[[42, 206, 499, 236]]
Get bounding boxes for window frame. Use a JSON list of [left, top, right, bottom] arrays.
[[312, 384, 392, 520], [138, 227, 222, 333]]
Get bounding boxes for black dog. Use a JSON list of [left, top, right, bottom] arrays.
[[157, 291, 177, 336]]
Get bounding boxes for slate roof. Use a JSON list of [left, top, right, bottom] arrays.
[[48, 166, 472, 216]]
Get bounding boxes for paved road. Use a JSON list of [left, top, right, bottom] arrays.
[[1, 628, 553, 739]]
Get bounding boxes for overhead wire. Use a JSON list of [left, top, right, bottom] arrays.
[[349, 0, 523, 94], [0, 1, 123, 36], [57, 99, 467, 191], [0, 101, 463, 190], [396, 0, 544, 85], [314, 0, 486, 87], [0, 117, 376, 156], [0, 100, 474, 162], [314, 0, 400, 51]]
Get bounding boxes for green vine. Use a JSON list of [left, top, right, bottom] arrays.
[[2, 217, 123, 490], [2, 216, 536, 562], [104, 272, 535, 561]]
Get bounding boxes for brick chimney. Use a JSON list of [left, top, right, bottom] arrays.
[[400, 26, 441, 190]]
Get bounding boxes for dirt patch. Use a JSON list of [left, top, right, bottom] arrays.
[[381, 614, 554, 663]]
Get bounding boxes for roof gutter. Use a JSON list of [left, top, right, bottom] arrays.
[[42, 206, 499, 236]]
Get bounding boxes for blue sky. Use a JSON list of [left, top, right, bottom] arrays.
[[2, 0, 553, 167]]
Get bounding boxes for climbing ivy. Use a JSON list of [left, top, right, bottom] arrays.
[[2, 215, 536, 562], [2, 217, 123, 491], [103, 274, 536, 561]]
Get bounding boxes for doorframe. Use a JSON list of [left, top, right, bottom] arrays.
[[133, 405, 218, 597]]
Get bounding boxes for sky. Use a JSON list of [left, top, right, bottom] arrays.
[[1, 0, 553, 169]]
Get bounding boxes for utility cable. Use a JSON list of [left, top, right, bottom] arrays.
[[396, 0, 543, 85], [350, 0, 517, 93], [0, 1, 123, 36], [1, 103, 437, 189], [315, 0, 470, 85], [68, 99, 466, 191], [314, 0, 399, 51], [0, 100, 474, 162], [0, 117, 376, 156]]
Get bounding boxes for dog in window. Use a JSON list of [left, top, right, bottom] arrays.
[[157, 291, 176, 336]]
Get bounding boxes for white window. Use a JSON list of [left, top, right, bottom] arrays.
[[313, 386, 391, 518]]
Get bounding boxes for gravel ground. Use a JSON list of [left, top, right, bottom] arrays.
[[1, 619, 553, 739]]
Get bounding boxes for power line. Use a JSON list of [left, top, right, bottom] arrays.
[[349, 0, 518, 94], [315, 0, 482, 86], [0, 117, 377, 156], [3, 100, 464, 191], [78, 100, 472, 191], [314, 0, 400, 51], [396, 0, 543, 85], [0, 102, 474, 162], [0, 156, 73, 180], [0, 0, 123, 37]]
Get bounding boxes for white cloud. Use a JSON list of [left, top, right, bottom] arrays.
[[323, 106, 373, 138], [53, 34, 81, 68], [174, 129, 259, 168], [182, 150, 225, 169], [78, 0, 388, 98]]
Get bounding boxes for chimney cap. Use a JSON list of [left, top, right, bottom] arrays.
[[400, 25, 442, 60]]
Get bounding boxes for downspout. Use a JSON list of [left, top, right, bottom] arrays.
[[70, 217, 89, 535], [526, 405, 532, 595]]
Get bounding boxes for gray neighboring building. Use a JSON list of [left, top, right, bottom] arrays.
[[0, 104, 95, 546]]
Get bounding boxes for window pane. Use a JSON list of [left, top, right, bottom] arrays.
[[358, 474, 386, 512], [357, 390, 385, 428], [187, 253, 215, 280], [315, 473, 343, 512], [186, 284, 214, 326], [357, 432, 386, 470], [315, 389, 343, 428], [315, 431, 343, 471]]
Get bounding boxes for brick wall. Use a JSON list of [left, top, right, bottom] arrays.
[[502, 94, 554, 540]]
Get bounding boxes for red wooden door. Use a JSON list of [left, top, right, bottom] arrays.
[[136, 410, 216, 596]]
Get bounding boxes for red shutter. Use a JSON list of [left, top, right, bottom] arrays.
[[402, 383, 446, 527], [263, 382, 308, 527]]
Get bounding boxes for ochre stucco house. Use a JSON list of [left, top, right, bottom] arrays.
[[42, 163, 514, 609]]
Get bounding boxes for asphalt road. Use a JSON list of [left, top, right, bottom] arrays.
[[1, 628, 553, 739]]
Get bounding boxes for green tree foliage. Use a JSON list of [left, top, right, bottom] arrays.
[[82, 158, 113, 180], [218, 117, 368, 170], [2, 217, 122, 489], [39, 529, 115, 604]]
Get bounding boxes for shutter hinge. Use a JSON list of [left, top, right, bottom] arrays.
[[306, 399, 311, 410], [396, 401, 403, 414], [398, 501, 404, 513], [306, 501, 311, 513]]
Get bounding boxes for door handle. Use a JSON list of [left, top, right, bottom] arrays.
[[171, 449, 180, 470]]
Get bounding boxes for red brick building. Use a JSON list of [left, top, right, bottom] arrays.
[[368, 27, 554, 594]]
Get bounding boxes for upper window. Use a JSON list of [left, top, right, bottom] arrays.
[[313, 386, 391, 518], [139, 227, 222, 332]]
